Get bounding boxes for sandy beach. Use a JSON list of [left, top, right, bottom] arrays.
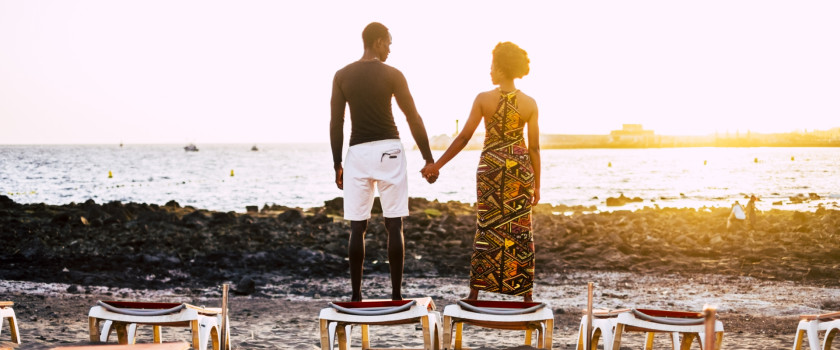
[[3, 272, 838, 349], [2, 195, 839, 349]]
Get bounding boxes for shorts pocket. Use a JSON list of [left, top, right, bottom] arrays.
[[380, 148, 402, 162]]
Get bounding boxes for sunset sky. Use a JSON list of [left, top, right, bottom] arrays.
[[1, 1, 838, 144]]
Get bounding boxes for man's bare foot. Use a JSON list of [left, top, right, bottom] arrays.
[[351, 293, 362, 302], [392, 294, 403, 301], [523, 294, 533, 303]]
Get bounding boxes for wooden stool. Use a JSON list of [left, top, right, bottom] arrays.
[[318, 297, 441, 350], [0, 301, 20, 345], [442, 300, 553, 350], [89, 301, 229, 350]]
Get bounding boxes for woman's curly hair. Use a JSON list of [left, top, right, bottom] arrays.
[[492, 42, 530, 79]]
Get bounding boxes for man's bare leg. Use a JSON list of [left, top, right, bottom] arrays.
[[349, 220, 368, 302], [384, 217, 404, 301]]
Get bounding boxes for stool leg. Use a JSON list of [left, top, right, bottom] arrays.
[[191, 319, 201, 350], [454, 322, 463, 350], [101, 320, 114, 343], [337, 324, 349, 350], [153, 325, 162, 343], [525, 327, 533, 346], [544, 319, 554, 350], [670, 332, 679, 350], [8, 312, 21, 344], [197, 318, 216, 350], [680, 333, 696, 350], [442, 315, 453, 350], [89, 317, 100, 342], [611, 324, 625, 350], [644, 332, 654, 350], [211, 324, 221, 350], [224, 315, 231, 350], [807, 321, 820, 350], [422, 315, 433, 350], [319, 319, 331, 350], [434, 320, 442, 350], [127, 323, 137, 344], [792, 329, 805, 350], [362, 324, 370, 350], [115, 322, 129, 344]]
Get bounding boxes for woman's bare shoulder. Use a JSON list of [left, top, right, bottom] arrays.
[[516, 91, 538, 107]]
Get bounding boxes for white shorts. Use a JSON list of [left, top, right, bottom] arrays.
[[343, 139, 409, 220]]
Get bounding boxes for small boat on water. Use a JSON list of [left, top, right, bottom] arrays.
[[184, 143, 199, 152], [251, 145, 259, 151]]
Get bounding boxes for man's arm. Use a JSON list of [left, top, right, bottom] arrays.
[[392, 70, 434, 164], [330, 72, 346, 189]]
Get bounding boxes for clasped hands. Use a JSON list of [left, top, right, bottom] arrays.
[[420, 163, 439, 184]]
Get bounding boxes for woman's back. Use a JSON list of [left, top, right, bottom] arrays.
[[480, 89, 537, 152]]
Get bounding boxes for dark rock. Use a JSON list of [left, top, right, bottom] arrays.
[[165, 200, 180, 208], [143, 254, 162, 264], [66, 285, 80, 293], [51, 213, 72, 225], [0, 195, 15, 208], [409, 197, 431, 211], [210, 211, 237, 226], [233, 277, 256, 295], [324, 197, 343, 215], [245, 205, 258, 213], [790, 194, 807, 204], [307, 213, 332, 224], [809, 193, 821, 200], [278, 209, 303, 223], [606, 193, 634, 207]]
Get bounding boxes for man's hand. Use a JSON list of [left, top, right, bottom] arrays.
[[420, 163, 439, 184], [335, 165, 344, 190]]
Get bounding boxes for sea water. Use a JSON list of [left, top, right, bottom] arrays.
[[1, 144, 838, 212]]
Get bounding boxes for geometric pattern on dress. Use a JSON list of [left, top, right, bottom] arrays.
[[470, 89, 535, 297]]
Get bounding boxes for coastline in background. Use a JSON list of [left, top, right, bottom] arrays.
[[427, 124, 840, 150]]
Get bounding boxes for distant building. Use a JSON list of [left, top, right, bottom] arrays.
[[609, 124, 659, 147]]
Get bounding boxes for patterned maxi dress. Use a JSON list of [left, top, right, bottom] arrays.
[[470, 90, 535, 297]]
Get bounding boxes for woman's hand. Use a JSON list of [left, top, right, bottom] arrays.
[[532, 188, 540, 205], [420, 163, 439, 183]]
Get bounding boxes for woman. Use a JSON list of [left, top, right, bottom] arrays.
[[421, 42, 540, 301]]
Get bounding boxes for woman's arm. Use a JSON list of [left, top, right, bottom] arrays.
[[421, 94, 485, 179], [527, 102, 541, 205]]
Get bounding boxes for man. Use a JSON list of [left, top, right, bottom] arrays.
[[330, 22, 436, 301]]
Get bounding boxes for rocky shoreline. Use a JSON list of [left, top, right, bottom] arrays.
[[2, 194, 839, 295]]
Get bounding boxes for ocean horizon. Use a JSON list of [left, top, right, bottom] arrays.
[[2, 143, 838, 213]]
